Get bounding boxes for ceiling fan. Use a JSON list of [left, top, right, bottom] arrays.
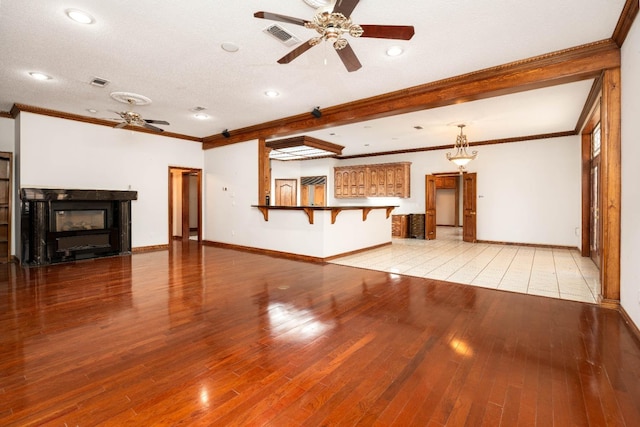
[[110, 99, 170, 132], [254, 0, 415, 72]]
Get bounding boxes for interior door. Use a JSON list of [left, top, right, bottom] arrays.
[[425, 175, 436, 240], [275, 179, 297, 206], [463, 173, 477, 243]]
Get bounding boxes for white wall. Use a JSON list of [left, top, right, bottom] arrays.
[[272, 135, 581, 247], [621, 17, 640, 329], [204, 140, 259, 245], [0, 117, 14, 152], [16, 113, 203, 249]]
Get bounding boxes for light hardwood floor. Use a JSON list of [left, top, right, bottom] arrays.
[[1, 242, 637, 426]]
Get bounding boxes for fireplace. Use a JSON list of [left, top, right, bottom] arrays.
[[21, 188, 137, 266]]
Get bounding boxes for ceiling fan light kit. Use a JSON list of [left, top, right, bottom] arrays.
[[108, 92, 170, 132], [254, 0, 414, 72]]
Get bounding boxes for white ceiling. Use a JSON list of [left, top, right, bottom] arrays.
[[0, 0, 626, 154]]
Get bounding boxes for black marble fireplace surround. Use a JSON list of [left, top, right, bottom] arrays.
[[20, 188, 137, 266]]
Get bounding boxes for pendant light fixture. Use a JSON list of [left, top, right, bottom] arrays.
[[446, 124, 477, 171]]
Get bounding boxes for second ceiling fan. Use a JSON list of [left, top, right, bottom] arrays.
[[254, 0, 415, 72]]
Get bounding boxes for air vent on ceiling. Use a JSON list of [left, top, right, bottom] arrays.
[[263, 24, 301, 46], [90, 77, 110, 87]]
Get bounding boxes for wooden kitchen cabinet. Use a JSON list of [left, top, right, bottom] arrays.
[[335, 162, 410, 198]]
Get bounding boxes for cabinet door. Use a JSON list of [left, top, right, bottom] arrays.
[[335, 171, 343, 197], [356, 169, 366, 197], [385, 167, 395, 196], [368, 167, 377, 196]]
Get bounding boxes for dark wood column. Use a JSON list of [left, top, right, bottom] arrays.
[[599, 68, 621, 303]]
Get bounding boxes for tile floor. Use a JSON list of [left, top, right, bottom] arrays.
[[330, 226, 600, 304]]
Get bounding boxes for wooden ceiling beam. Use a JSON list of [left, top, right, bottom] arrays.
[[203, 39, 620, 150]]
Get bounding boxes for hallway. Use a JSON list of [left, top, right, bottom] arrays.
[[330, 227, 600, 304]]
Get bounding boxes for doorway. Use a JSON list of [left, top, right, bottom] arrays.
[[425, 172, 477, 242], [168, 167, 202, 242], [300, 176, 327, 206]]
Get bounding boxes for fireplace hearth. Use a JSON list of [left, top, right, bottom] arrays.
[[21, 188, 137, 266]]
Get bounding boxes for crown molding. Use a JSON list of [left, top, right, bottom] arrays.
[[11, 103, 203, 143], [612, 0, 639, 47], [336, 131, 576, 160]]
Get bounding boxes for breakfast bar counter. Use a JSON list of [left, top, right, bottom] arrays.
[[248, 205, 398, 260]]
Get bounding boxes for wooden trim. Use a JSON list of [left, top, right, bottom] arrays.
[[581, 133, 592, 257], [476, 240, 579, 251], [599, 298, 621, 310], [132, 244, 169, 253], [619, 305, 640, 345], [599, 68, 622, 301], [202, 40, 619, 149], [11, 103, 203, 143], [203, 240, 325, 263], [612, 0, 640, 47], [575, 75, 603, 134], [202, 239, 392, 263], [258, 138, 271, 205], [0, 111, 12, 119], [266, 135, 344, 154], [337, 131, 576, 160]]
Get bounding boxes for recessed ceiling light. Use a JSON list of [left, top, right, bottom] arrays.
[[86, 109, 98, 114], [28, 72, 52, 81], [65, 9, 95, 24], [194, 113, 209, 120], [264, 90, 279, 97], [386, 46, 404, 57], [221, 42, 240, 53]]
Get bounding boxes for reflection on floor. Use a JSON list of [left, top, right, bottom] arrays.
[[330, 226, 600, 304]]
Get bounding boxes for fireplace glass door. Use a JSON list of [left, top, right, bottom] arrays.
[[55, 210, 106, 232]]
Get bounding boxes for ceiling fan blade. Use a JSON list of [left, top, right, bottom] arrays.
[[114, 122, 128, 129], [359, 25, 415, 40], [144, 119, 170, 125], [277, 39, 316, 64], [332, 0, 360, 18], [336, 43, 362, 72], [143, 123, 164, 132], [254, 11, 309, 27]]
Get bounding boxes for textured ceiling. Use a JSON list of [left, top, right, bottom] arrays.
[[0, 0, 627, 154]]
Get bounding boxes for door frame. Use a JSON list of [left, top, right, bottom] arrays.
[[425, 172, 477, 242], [168, 166, 202, 243]]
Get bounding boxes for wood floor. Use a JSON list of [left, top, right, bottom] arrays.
[[1, 242, 640, 426]]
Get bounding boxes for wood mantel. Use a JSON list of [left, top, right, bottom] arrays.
[[252, 205, 397, 225]]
